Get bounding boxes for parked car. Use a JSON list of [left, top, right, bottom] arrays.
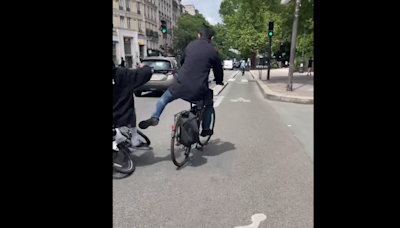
[[134, 56, 179, 97]]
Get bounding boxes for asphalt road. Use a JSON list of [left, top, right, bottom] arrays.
[[113, 70, 313, 228]]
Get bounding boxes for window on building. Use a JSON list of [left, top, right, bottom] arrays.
[[138, 21, 142, 31], [126, 0, 131, 11], [137, 2, 141, 14], [120, 17, 125, 28], [127, 18, 131, 29], [113, 42, 117, 63], [119, 0, 124, 10]]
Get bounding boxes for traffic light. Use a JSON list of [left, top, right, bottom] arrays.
[[160, 20, 167, 34], [268, 22, 274, 37]]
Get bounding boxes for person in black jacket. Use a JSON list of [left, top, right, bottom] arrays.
[[139, 25, 223, 136], [113, 61, 153, 147]]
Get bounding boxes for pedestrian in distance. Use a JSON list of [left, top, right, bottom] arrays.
[[307, 57, 313, 76], [120, 57, 125, 68]]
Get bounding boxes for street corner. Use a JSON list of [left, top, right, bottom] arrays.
[[249, 71, 314, 105]]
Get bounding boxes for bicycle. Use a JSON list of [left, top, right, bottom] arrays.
[[170, 98, 215, 168], [113, 127, 151, 174]]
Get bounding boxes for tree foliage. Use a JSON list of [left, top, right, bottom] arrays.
[[219, 0, 314, 62], [173, 13, 211, 55]]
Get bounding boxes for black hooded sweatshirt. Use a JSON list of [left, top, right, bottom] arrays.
[[113, 64, 153, 127]]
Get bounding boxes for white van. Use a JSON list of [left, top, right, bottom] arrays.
[[223, 60, 234, 70]]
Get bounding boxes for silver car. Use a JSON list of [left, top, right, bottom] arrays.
[[134, 56, 179, 97]]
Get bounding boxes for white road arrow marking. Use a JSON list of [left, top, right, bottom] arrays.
[[230, 97, 251, 102], [234, 213, 267, 228]]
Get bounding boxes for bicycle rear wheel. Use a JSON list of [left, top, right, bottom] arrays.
[[170, 117, 190, 167], [198, 107, 215, 146], [113, 142, 135, 174], [137, 129, 151, 146]]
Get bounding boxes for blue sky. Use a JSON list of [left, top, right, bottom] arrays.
[[181, 0, 223, 25]]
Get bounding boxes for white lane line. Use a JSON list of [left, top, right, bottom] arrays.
[[228, 78, 236, 82], [241, 79, 248, 83], [234, 213, 267, 228], [213, 96, 224, 107]]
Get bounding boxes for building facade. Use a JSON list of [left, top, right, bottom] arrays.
[[113, 0, 140, 68], [158, 0, 172, 51], [182, 4, 199, 16], [137, 0, 160, 57], [157, 0, 185, 54]]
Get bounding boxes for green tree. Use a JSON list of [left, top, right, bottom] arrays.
[[219, 0, 313, 67], [173, 13, 211, 55]]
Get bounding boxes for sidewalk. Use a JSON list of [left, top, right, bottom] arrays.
[[250, 68, 314, 104]]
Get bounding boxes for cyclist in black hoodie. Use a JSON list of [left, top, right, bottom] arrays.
[[113, 61, 153, 148], [139, 25, 223, 137]]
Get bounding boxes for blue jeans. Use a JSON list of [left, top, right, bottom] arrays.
[[151, 89, 213, 130]]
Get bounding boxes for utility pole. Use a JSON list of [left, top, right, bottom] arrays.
[[287, 0, 301, 91], [299, 25, 306, 73]]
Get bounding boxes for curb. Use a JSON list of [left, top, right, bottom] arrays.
[[249, 71, 313, 104]]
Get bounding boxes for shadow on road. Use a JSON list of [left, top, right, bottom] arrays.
[[187, 138, 236, 168], [117, 138, 235, 171], [130, 148, 170, 167]]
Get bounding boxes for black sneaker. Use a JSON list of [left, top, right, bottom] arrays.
[[200, 129, 213, 137], [139, 117, 159, 129]]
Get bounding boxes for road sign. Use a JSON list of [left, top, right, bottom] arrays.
[[281, 0, 291, 4]]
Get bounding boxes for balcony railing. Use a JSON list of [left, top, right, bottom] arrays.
[[146, 28, 159, 39]]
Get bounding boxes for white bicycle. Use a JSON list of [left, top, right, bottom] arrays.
[[112, 127, 151, 175]]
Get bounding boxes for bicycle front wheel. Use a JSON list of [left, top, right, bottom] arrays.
[[170, 118, 190, 167], [198, 107, 215, 146], [113, 142, 135, 174]]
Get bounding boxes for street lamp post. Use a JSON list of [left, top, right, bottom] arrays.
[[286, 0, 301, 91], [299, 26, 306, 73]]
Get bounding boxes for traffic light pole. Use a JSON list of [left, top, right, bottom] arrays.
[[267, 35, 272, 80], [163, 33, 167, 57], [287, 0, 301, 91]]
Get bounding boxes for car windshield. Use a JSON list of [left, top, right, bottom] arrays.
[[142, 60, 172, 70]]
